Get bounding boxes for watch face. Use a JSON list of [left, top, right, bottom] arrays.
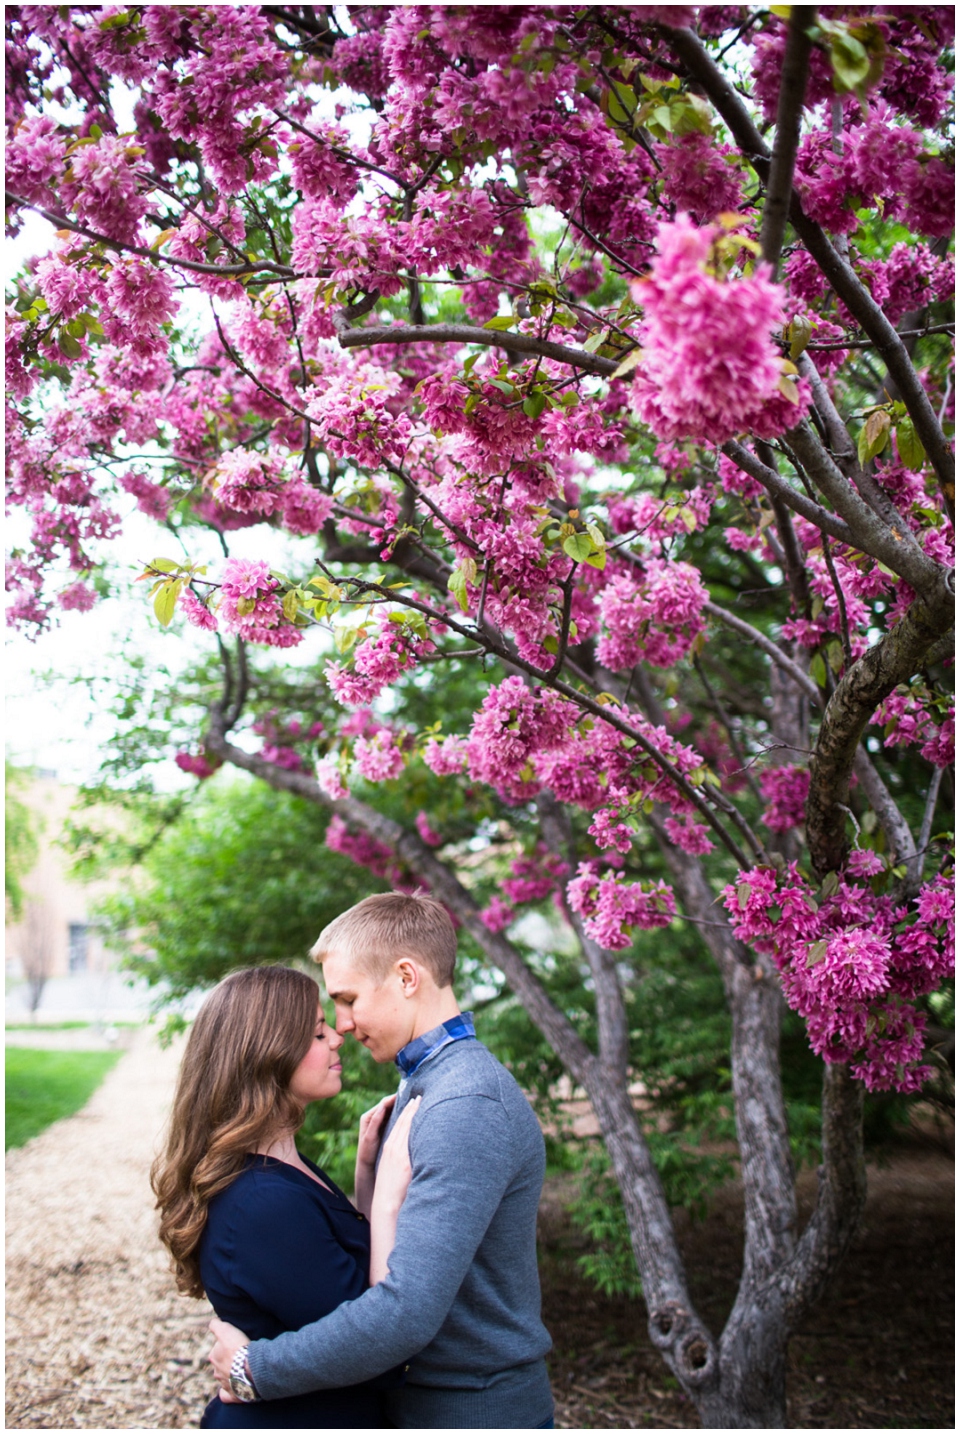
[[229, 1374, 257, 1403]]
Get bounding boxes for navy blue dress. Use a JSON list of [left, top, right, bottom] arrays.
[[198, 1153, 396, 1428]]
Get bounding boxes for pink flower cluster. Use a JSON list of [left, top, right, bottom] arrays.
[[875, 687, 955, 769], [208, 451, 333, 537], [218, 557, 302, 648], [596, 560, 706, 671], [655, 132, 742, 225], [175, 749, 220, 781], [354, 729, 406, 783], [325, 814, 400, 883], [630, 216, 810, 445], [759, 765, 810, 833], [328, 619, 436, 709], [502, 848, 570, 906], [723, 863, 955, 1092], [567, 865, 677, 951]]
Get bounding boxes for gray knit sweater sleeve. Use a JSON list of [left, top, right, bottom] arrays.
[[245, 1089, 518, 1399]]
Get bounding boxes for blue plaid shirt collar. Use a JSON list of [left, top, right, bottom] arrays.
[[395, 1011, 476, 1079]]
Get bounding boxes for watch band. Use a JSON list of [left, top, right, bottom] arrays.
[[228, 1345, 260, 1403]]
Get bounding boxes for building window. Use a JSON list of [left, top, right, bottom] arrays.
[[68, 923, 89, 973]]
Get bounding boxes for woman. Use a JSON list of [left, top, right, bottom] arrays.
[[152, 965, 418, 1429]]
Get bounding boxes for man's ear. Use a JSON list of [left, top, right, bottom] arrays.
[[395, 956, 422, 996]]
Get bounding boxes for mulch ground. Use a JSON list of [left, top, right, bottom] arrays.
[[542, 1137, 955, 1429]]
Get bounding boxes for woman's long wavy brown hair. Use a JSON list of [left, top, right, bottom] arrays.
[[151, 965, 319, 1297]]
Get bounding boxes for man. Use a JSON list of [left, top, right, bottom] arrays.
[[209, 891, 555, 1428]]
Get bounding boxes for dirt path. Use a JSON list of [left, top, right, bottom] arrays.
[[6, 1028, 214, 1429]]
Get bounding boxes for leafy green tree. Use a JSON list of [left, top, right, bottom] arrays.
[[5, 763, 39, 921]]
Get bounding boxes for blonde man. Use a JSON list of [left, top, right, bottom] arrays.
[[210, 892, 555, 1429]]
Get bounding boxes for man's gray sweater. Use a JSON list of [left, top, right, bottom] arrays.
[[245, 1036, 554, 1428]]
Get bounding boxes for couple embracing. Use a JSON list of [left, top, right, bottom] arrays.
[[152, 892, 555, 1429]]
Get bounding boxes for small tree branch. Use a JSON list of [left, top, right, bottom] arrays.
[[721, 441, 856, 547], [4, 193, 294, 278], [759, 8, 814, 271], [704, 601, 822, 705]]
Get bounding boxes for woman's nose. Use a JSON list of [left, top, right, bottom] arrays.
[[329, 1026, 344, 1050]]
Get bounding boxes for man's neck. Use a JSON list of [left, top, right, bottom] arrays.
[[408, 990, 462, 1044]]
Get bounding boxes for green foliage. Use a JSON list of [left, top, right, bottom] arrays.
[[5, 763, 39, 919], [93, 774, 387, 1002], [5, 1047, 122, 1149]]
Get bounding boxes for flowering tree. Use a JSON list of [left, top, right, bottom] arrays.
[[5, 5, 955, 1424]]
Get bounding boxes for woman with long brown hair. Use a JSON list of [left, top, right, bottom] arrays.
[[152, 965, 418, 1428]]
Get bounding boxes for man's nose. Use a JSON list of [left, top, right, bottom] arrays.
[[335, 1009, 354, 1035]]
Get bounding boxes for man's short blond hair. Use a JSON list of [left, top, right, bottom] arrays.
[[310, 892, 457, 988]]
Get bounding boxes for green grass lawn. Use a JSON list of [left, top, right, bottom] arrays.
[[5, 1047, 124, 1150]]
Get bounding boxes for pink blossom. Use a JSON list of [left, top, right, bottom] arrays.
[[57, 580, 97, 612], [105, 259, 178, 336], [119, 471, 173, 521], [175, 750, 219, 780], [596, 560, 706, 671], [568, 866, 677, 950], [415, 810, 443, 847], [630, 216, 808, 445], [759, 765, 810, 832], [179, 587, 218, 631], [354, 730, 406, 783], [655, 132, 743, 224], [325, 814, 398, 882], [423, 735, 469, 776], [663, 815, 714, 855], [316, 758, 349, 802], [479, 896, 514, 933]]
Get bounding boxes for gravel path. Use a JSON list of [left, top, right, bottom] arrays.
[[6, 1027, 214, 1429]]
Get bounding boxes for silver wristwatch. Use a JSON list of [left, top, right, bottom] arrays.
[[228, 1346, 260, 1403]]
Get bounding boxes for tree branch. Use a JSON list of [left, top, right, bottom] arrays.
[[4, 193, 295, 278], [806, 588, 955, 876], [779, 1062, 866, 1324], [721, 441, 856, 547], [759, 8, 814, 271], [336, 320, 620, 378], [704, 600, 822, 705]]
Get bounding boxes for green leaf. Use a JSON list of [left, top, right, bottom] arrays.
[[562, 533, 595, 563], [610, 348, 643, 380], [820, 871, 840, 898], [488, 378, 515, 395], [788, 314, 813, 361], [805, 939, 829, 968], [447, 558, 477, 614], [582, 330, 607, 354], [810, 653, 827, 687], [144, 558, 180, 576], [584, 548, 607, 570], [522, 392, 548, 420], [737, 882, 752, 911], [482, 315, 518, 331], [153, 579, 182, 628], [282, 590, 301, 622], [896, 416, 925, 470], [857, 408, 891, 464], [57, 331, 84, 359]]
